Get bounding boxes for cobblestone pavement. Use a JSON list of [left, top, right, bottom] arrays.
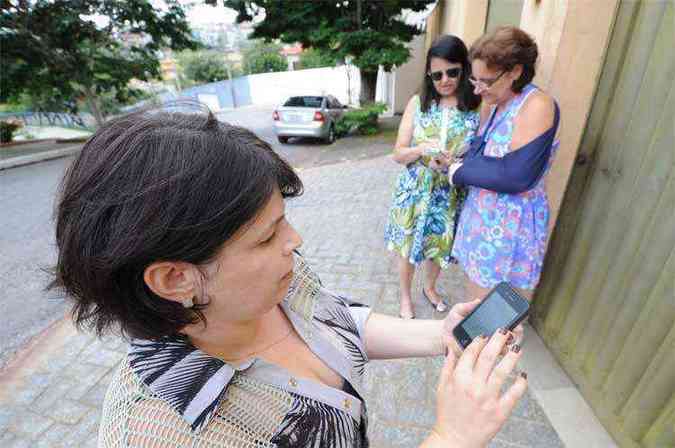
[[0, 156, 563, 447]]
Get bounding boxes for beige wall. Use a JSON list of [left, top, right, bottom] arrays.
[[393, 35, 427, 114], [520, 0, 568, 96], [443, 0, 489, 45], [425, 1, 444, 48], [518, 0, 620, 227]]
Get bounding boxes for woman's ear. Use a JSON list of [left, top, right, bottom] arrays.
[[144, 261, 199, 304], [511, 64, 524, 83]]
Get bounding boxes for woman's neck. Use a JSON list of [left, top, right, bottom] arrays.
[[496, 90, 518, 110], [438, 95, 458, 108], [184, 305, 291, 363]]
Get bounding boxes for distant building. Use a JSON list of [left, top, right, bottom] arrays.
[[160, 58, 178, 81], [190, 22, 253, 51], [280, 44, 303, 71]]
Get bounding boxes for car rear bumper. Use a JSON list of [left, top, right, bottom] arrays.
[[274, 121, 329, 138]]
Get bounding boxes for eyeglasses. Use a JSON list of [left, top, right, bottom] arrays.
[[469, 70, 506, 90], [428, 67, 462, 82]]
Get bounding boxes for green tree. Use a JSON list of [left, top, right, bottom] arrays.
[[222, 0, 435, 103], [242, 40, 287, 74], [1, 0, 198, 126], [177, 50, 240, 85], [298, 48, 335, 70]]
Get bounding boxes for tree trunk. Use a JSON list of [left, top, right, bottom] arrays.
[[84, 88, 105, 127], [359, 70, 378, 104]]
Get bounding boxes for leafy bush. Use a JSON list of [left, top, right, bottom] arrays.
[[0, 120, 22, 143], [335, 102, 387, 137], [298, 48, 335, 70], [177, 51, 240, 85], [243, 40, 287, 74]]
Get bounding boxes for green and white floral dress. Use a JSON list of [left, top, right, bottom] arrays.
[[385, 96, 479, 268]]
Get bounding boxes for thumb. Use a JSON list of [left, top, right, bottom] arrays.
[[440, 339, 458, 385], [453, 298, 481, 316]]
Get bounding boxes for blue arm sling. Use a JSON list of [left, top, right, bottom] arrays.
[[452, 101, 560, 194]]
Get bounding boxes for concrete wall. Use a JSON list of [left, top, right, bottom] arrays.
[[443, 0, 489, 46], [518, 0, 620, 228], [392, 35, 427, 114], [173, 66, 361, 111]]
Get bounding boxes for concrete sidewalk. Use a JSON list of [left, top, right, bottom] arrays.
[[0, 156, 616, 447], [0, 141, 84, 171]]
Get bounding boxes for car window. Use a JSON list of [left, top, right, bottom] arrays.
[[283, 96, 325, 108]]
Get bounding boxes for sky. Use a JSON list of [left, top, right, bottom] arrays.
[[182, 2, 239, 26]]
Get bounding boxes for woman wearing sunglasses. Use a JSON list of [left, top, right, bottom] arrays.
[[385, 35, 481, 319], [448, 27, 561, 342]]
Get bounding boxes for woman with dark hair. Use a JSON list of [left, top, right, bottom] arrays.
[[51, 106, 527, 447], [449, 26, 561, 333], [385, 34, 481, 319]]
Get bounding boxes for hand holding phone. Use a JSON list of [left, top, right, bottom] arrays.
[[453, 282, 529, 350]]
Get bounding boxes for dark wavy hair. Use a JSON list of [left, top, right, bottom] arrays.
[[49, 104, 303, 340], [420, 34, 481, 113], [469, 26, 538, 93]]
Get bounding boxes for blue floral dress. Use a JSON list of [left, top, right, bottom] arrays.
[[452, 84, 559, 290], [385, 96, 479, 268]]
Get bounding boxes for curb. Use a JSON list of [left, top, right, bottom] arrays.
[[0, 316, 74, 396], [0, 144, 82, 171], [520, 324, 618, 447]]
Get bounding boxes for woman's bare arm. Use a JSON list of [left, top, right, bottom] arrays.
[[392, 96, 429, 165], [510, 91, 555, 153], [363, 300, 482, 360]]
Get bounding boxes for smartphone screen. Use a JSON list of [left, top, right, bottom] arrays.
[[454, 282, 529, 349], [461, 292, 520, 339]]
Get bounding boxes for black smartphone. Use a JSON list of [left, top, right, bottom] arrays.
[[453, 282, 530, 349]]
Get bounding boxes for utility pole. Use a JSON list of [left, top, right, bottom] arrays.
[[224, 54, 237, 109]]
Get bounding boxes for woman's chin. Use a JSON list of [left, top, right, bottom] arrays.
[[481, 95, 497, 105], [276, 271, 294, 300]]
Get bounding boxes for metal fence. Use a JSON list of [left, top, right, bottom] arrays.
[[0, 111, 92, 129]]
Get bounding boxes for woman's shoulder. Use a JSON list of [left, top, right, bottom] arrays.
[[517, 90, 555, 125], [407, 94, 421, 108], [402, 95, 422, 119], [511, 90, 557, 148]]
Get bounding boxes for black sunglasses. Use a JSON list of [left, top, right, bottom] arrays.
[[428, 67, 462, 82]]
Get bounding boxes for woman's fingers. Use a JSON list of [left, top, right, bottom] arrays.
[[474, 329, 511, 382], [487, 342, 523, 395], [439, 340, 459, 387], [499, 371, 528, 415], [455, 334, 488, 379]]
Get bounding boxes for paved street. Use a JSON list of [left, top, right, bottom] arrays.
[[0, 157, 71, 370], [217, 105, 398, 168], [0, 106, 398, 370], [0, 156, 566, 447]]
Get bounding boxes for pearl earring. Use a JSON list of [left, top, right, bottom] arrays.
[[182, 297, 194, 308]]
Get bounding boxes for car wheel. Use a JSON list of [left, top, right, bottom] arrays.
[[278, 136, 289, 144], [325, 125, 336, 144]]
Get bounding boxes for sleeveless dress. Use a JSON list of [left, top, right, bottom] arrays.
[[385, 96, 479, 268], [452, 84, 559, 290]]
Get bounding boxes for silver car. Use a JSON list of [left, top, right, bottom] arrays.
[[273, 95, 346, 144]]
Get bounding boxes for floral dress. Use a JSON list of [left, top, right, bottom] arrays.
[[452, 84, 560, 290], [385, 96, 479, 268]]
